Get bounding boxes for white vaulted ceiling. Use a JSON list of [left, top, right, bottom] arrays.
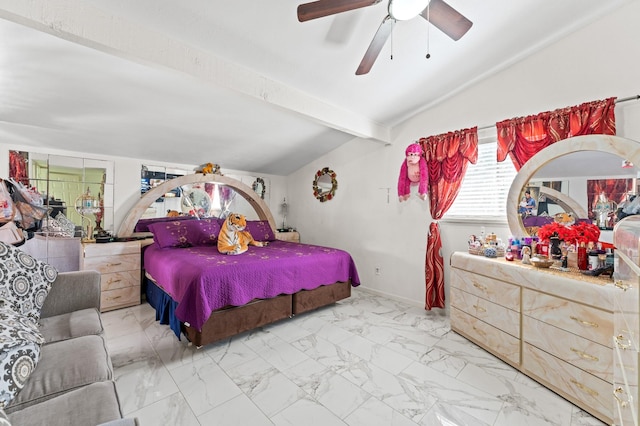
[[0, 0, 632, 174]]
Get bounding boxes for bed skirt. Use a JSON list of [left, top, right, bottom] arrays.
[[145, 277, 352, 347]]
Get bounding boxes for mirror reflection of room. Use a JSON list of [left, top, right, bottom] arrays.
[[519, 151, 638, 236], [140, 164, 265, 221], [9, 151, 114, 238]]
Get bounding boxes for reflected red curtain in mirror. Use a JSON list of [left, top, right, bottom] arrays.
[[496, 97, 616, 171], [9, 151, 29, 186], [420, 127, 478, 310]]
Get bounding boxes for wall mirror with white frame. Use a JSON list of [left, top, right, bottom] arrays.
[[10, 151, 115, 238], [507, 135, 640, 243]]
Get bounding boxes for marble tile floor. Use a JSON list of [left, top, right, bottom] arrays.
[[102, 288, 607, 426]]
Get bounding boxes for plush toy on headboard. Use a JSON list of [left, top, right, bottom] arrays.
[[397, 143, 428, 202]]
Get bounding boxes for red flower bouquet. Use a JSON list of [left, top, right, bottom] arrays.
[[537, 221, 600, 245]]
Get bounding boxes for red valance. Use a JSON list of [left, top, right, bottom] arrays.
[[496, 97, 616, 170]]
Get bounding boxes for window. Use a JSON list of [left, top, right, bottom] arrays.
[[444, 134, 517, 221]]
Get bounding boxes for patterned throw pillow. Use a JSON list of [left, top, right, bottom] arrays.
[[0, 306, 44, 408], [0, 242, 58, 323], [244, 220, 276, 241], [148, 219, 223, 248], [0, 408, 10, 426]]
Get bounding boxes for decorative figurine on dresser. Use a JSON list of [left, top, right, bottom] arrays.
[[612, 215, 640, 425]]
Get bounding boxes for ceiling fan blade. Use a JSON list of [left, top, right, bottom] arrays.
[[298, 0, 380, 22], [356, 16, 394, 75], [420, 0, 472, 41]]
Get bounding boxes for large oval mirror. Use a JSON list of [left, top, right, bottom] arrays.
[[507, 135, 640, 240], [313, 167, 337, 202]]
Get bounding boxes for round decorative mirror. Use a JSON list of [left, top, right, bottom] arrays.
[[507, 135, 640, 238], [313, 167, 337, 202], [252, 177, 266, 199]]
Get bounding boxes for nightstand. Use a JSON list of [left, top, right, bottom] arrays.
[[276, 231, 300, 243], [80, 240, 141, 312]]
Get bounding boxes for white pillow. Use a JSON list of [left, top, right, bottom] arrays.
[[0, 242, 58, 323]]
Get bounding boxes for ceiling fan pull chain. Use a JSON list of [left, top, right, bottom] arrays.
[[425, 4, 431, 59], [390, 19, 394, 60]]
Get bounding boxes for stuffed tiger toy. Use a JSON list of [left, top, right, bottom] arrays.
[[217, 213, 268, 255]]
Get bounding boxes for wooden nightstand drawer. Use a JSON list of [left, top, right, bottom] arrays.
[[82, 253, 140, 274], [101, 286, 141, 312], [83, 241, 140, 257], [100, 270, 140, 292]]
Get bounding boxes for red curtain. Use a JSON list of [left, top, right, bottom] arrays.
[[496, 97, 616, 170], [420, 127, 478, 310]]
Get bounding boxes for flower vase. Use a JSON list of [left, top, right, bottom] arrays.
[[550, 236, 562, 260]]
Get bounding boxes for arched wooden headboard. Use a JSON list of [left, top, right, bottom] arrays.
[[117, 174, 276, 238]]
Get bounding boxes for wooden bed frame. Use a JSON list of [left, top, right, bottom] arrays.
[[119, 174, 353, 347]]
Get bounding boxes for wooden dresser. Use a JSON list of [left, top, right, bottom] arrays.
[[80, 241, 142, 312], [450, 252, 616, 424], [612, 216, 640, 425]]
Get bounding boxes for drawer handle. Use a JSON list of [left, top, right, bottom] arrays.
[[570, 379, 598, 397], [472, 326, 486, 336], [614, 280, 630, 291], [614, 386, 630, 408], [569, 316, 598, 328], [472, 283, 487, 291], [615, 334, 632, 350], [106, 262, 122, 267], [473, 305, 486, 313], [107, 278, 122, 285], [109, 295, 122, 300], [570, 347, 599, 362]]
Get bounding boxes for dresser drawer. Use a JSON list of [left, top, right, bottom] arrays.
[[523, 316, 612, 383], [451, 268, 520, 311], [451, 307, 520, 366], [81, 241, 142, 312], [82, 253, 140, 274], [451, 287, 519, 338], [100, 270, 140, 292], [101, 285, 141, 312], [523, 343, 612, 423], [83, 241, 140, 257], [613, 342, 638, 426], [522, 289, 612, 347]]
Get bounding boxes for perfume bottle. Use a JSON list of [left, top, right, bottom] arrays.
[[577, 242, 587, 270]]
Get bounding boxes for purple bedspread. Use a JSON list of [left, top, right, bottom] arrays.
[[144, 240, 360, 331]]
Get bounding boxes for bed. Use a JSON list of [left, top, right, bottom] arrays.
[[117, 174, 360, 347], [144, 238, 358, 346]]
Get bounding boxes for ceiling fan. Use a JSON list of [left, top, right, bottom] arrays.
[[297, 0, 473, 75]]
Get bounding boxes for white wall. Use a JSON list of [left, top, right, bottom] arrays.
[[286, 0, 640, 308]]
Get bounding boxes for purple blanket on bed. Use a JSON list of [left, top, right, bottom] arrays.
[[144, 240, 360, 331]]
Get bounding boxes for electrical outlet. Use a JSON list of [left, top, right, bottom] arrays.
[[375, 267, 381, 275]]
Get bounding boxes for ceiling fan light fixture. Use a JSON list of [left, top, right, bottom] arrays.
[[388, 0, 430, 21]]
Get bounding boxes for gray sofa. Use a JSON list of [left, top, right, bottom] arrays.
[[4, 270, 138, 426]]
